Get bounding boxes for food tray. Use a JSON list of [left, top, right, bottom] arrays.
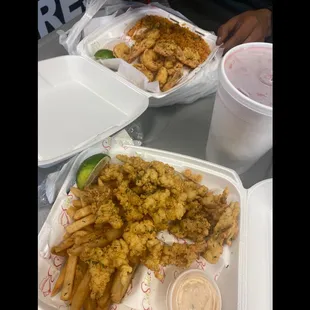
[[38, 138, 272, 310], [76, 6, 218, 98]]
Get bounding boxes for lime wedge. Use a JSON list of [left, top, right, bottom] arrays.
[[76, 154, 111, 189], [94, 49, 115, 60]]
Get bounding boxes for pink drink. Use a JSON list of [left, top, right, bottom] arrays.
[[224, 47, 272, 107]]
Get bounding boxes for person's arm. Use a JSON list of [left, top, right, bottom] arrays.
[[216, 4, 272, 52]]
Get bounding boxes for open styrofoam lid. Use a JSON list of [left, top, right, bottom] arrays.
[[246, 179, 272, 310], [38, 56, 149, 167]]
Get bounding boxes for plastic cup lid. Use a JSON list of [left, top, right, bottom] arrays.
[[223, 43, 272, 108]]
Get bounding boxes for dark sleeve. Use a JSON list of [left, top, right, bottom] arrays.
[[245, 0, 272, 10]]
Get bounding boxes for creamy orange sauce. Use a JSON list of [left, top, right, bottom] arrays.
[[171, 273, 221, 310]]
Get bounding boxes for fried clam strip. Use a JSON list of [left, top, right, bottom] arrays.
[[168, 183, 229, 243], [114, 180, 144, 222], [95, 200, 123, 229], [202, 202, 240, 264], [122, 220, 157, 259], [142, 189, 187, 230], [199, 187, 230, 228], [80, 239, 132, 299], [142, 239, 207, 281], [116, 155, 186, 194], [169, 211, 211, 242]]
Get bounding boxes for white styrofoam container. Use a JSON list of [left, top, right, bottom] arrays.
[[76, 6, 218, 99], [38, 6, 220, 168], [38, 144, 272, 310], [38, 55, 150, 167]]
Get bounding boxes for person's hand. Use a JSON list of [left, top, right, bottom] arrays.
[[216, 9, 272, 53]]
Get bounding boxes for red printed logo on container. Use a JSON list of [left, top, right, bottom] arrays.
[[39, 266, 55, 297], [58, 205, 70, 227]]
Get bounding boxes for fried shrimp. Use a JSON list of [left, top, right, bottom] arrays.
[[164, 56, 177, 69], [167, 62, 183, 76], [140, 49, 164, 72], [155, 67, 168, 88], [127, 15, 211, 62], [102, 15, 213, 91], [153, 40, 179, 57], [176, 47, 201, 69], [144, 28, 161, 41], [133, 64, 154, 82], [113, 43, 131, 62], [155, 41, 200, 69], [162, 69, 183, 92], [164, 56, 183, 75], [127, 38, 157, 63]]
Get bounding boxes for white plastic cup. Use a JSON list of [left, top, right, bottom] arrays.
[[206, 42, 272, 175]]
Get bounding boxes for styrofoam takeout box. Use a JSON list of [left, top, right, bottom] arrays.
[[38, 55, 149, 167], [38, 6, 218, 168], [38, 145, 272, 310], [75, 6, 218, 98]]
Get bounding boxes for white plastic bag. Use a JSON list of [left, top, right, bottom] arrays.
[[58, 0, 222, 106], [58, 0, 109, 55], [149, 52, 222, 107]]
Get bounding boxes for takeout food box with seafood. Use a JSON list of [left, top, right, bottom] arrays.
[[75, 6, 219, 97], [38, 6, 220, 167], [38, 5, 221, 167], [38, 135, 272, 310]]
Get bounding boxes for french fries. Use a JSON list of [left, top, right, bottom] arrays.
[[83, 225, 95, 232], [66, 214, 96, 234], [80, 197, 89, 207], [94, 223, 106, 230], [70, 187, 83, 198], [72, 230, 89, 239], [51, 261, 67, 297], [105, 228, 123, 242], [97, 300, 112, 310], [70, 270, 91, 310], [72, 199, 82, 209], [67, 244, 85, 256], [61, 255, 78, 301], [51, 184, 135, 308], [98, 178, 104, 186], [83, 296, 96, 310], [70, 261, 86, 303], [68, 238, 110, 256], [111, 265, 137, 303], [74, 206, 92, 220], [52, 238, 75, 253], [97, 276, 114, 308], [63, 232, 72, 240], [51, 247, 68, 257], [67, 206, 77, 219], [74, 230, 106, 246]]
